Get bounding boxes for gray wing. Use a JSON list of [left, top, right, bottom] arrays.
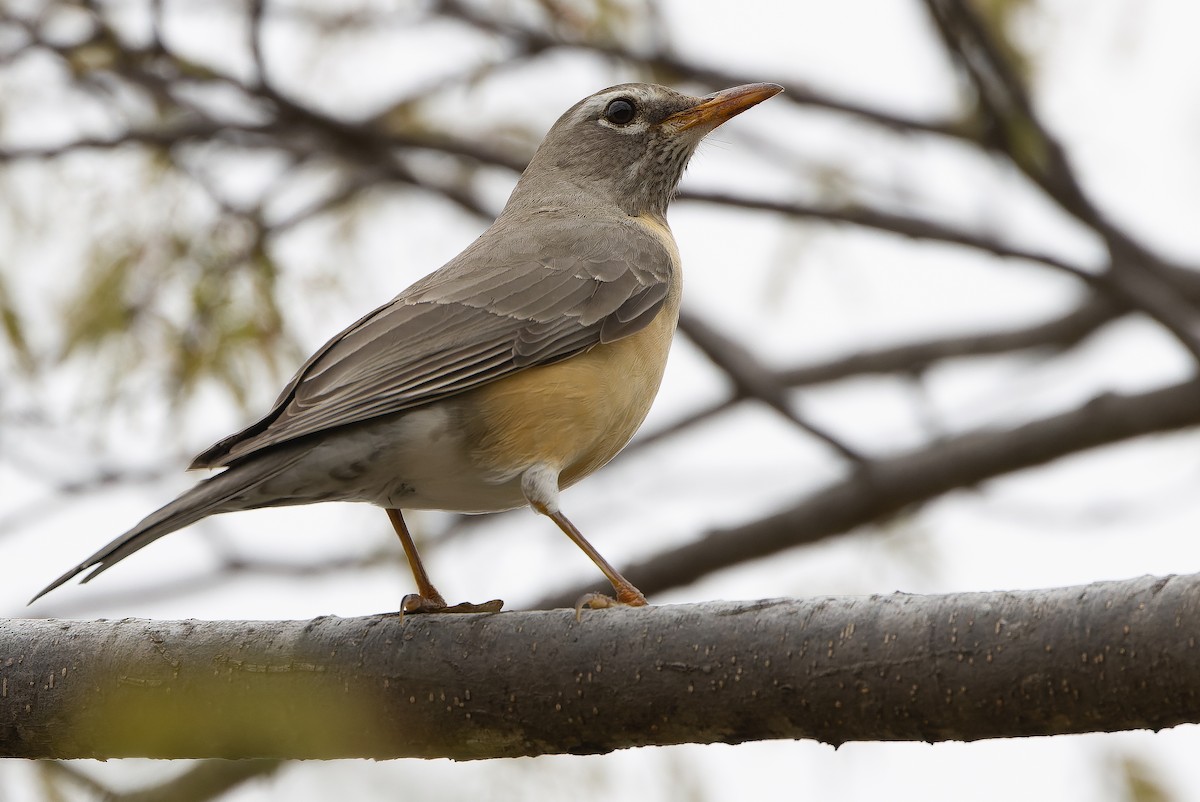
[[191, 216, 673, 468]]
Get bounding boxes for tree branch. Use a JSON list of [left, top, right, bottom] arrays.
[[4, 572, 1198, 759], [434, 0, 971, 141], [920, 0, 1200, 364], [678, 312, 868, 463], [777, 293, 1119, 386], [40, 758, 283, 802], [677, 190, 1095, 279]]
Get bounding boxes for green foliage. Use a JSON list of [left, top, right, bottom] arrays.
[[0, 271, 33, 374], [970, 0, 1037, 81], [58, 213, 292, 412], [1118, 755, 1175, 802]]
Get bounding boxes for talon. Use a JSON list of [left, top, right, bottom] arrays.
[[574, 592, 614, 619], [400, 594, 504, 618], [401, 593, 441, 615], [573, 590, 648, 621]]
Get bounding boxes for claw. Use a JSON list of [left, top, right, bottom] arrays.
[[573, 589, 648, 621]]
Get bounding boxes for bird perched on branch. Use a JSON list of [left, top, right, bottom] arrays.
[[33, 81, 783, 615]]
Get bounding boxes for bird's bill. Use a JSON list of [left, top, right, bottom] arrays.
[[665, 82, 784, 132]]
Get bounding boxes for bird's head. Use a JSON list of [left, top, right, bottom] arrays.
[[509, 82, 783, 218]]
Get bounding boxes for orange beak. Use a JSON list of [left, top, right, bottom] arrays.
[[665, 82, 784, 133]]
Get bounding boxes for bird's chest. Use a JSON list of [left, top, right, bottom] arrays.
[[462, 285, 681, 490]]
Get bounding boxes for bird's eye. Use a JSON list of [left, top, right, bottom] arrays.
[[603, 98, 637, 126]]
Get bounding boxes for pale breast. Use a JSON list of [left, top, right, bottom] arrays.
[[465, 212, 683, 490]]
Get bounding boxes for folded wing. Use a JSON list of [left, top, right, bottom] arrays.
[[191, 216, 673, 468]]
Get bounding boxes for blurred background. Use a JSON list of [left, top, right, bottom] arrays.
[[3, 0, 1200, 799]]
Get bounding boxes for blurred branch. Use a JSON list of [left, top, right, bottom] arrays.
[[630, 397, 737, 449], [777, 293, 1118, 386], [0, 464, 176, 540], [635, 283, 1168, 456], [776, 259, 1200, 388], [36, 761, 112, 798], [1, 14, 505, 219], [536, 377, 1200, 608], [115, 760, 282, 802], [677, 190, 1094, 278], [678, 312, 868, 463], [434, 0, 973, 141], [40, 759, 282, 802], [920, 0, 1200, 365], [5, 573, 1199, 759], [247, 0, 269, 90]]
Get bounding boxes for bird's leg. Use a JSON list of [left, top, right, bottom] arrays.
[[545, 508, 649, 619], [386, 509, 503, 616], [521, 465, 648, 619], [388, 508, 447, 612]]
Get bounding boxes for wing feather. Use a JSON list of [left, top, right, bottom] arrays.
[[191, 215, 674, 468]]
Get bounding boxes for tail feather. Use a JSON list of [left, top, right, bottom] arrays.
[[30, 451, 306, 604]]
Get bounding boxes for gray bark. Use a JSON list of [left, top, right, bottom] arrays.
[[3, 572, 1198, 760]]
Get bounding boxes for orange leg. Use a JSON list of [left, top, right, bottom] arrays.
[[386, 509, 503, 616], [543, 508, 648, 619]]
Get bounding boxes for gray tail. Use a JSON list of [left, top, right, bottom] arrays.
[[30, 452, 304, 604]]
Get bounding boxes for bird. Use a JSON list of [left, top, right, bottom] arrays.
[[32, 81, 783, 615]]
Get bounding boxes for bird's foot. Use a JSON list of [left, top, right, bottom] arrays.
[[400, 594, 504, 617], [573, 588, 648, 621]]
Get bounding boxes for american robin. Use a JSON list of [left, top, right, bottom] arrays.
[[33, 81, 783, 614]]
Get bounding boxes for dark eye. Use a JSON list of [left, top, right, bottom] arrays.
[[603, 98, 637, 126]]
